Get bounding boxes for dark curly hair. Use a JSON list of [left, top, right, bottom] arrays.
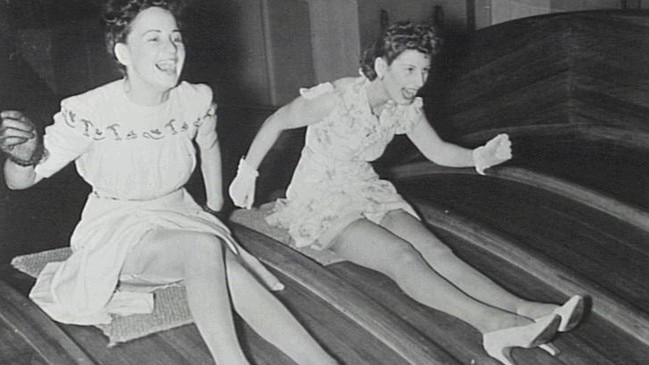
[[102, 0, 185, 69], [360, 21, 441, 81]]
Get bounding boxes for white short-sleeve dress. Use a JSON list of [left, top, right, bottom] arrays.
[[29, 79, 279, 325], [267, 76, 423, 249]]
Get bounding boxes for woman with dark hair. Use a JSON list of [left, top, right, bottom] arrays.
[[230, 21, 585, 365], [0, 1, 336, 364]]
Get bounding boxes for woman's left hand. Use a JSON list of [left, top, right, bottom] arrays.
[[472, 133, 512, 175]]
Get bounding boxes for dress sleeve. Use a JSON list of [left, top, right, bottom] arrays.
[[394, 97, 425, 135], [35, 99, 94, 178], [299, 82, 335, 100]]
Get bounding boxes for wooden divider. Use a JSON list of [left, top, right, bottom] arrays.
[[0, 279, 96, 365], [390, 161, 649, 235]]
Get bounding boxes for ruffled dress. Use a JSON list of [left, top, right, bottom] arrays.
[[267, 76, 423, 249], [30, 80, 279, 325]]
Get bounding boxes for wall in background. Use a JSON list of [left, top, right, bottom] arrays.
[[0, 0, 316, 107], [3, 0, 646, 109], [477, 0, 628, 28]]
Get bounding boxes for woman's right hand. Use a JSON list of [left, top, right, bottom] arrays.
[[228, 157, 258, 209], [0, 111, 41, 165]]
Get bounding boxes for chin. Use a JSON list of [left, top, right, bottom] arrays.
[[156, 78, 180, 90], [397, 98, 415, 105]]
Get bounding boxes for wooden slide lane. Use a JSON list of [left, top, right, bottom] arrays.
[[0, 236, 455, 365], [389, 160, 649, 235], [0, 278, 96, 365], [391, 171, 649, 351]]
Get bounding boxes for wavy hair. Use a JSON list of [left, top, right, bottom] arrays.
[[360, 21, 441, 81], [102, 0, 185, 69]]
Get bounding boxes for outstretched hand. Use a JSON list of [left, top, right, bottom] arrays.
[[228, 158, 258, 209], [0, 110, 42, 166], [472, 133, 512, 175]]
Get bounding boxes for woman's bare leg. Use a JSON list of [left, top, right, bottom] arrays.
[[121, 230, 249, 365], [379, 210, 557, 319], [329, 219, 532, 333], [224, 251, 337, 364]]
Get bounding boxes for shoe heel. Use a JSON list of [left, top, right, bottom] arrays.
[[539, 342, 560, 356], [556, 295, 585, 332], [487, 347, 515, 365], [483, 315, 560, 365]]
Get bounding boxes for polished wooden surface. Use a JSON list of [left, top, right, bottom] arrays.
[[3, 9, 649, 365]]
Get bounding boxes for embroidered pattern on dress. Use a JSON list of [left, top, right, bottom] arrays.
[[60, 106, 215, 142]]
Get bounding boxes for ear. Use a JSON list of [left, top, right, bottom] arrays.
[[114, 43, 131, 66], [374, 57, 388, 79]]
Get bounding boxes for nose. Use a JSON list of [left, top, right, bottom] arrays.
[[162, 38, 178, 53], [414, 71, 428, 88]]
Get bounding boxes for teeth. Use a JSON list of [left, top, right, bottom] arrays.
[[402, 89, 416, 99], [156, 60, 176, 72]]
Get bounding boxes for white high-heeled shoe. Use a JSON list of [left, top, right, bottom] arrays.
[[483, 315, 560, 365], [537, 295, 585, 356]]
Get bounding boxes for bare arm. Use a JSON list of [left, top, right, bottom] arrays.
[[407, 115, 475, 167], [4, 161, 42, 190], [200, 138, 224, 211], [228, 90, 338, 208], [243, 92, 338, 170], [408, 114, 512, 173]]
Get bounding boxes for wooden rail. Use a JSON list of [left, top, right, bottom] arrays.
[[0, 279, 96, 365], [390, 162, 649, 235], [411, 201, 649, 348]]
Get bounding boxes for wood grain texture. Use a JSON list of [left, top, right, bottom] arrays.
[[390, 161, 649, 234], [0, 279, 96, 365], [425, 10, 649, 149]]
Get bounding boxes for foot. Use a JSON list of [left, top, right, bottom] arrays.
[[536, 295, 585, 332], [483, 315, 560, 365]]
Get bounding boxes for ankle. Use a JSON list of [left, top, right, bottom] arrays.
[[516, 302, 558, 320], [213, 353, 250, 365], [482, 314, 532, 334]]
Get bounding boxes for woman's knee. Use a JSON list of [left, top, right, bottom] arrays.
[[381, 209, 407, 225], [179, 232, 226, 265], [391, 244, 427, 268]]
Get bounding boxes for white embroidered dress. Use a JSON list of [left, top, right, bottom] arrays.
[[267, 77, 422, 249], [30, 80, 279, 325]]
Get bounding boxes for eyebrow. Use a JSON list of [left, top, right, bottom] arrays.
[[141, 29, 182, 36]]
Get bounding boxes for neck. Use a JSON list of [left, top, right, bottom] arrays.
[[365, 78, 391, 115], [123, 78, 171, 106]]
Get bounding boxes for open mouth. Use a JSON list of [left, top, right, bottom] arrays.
[[401, 88, 418, 100], [155, 60, 177, 74]]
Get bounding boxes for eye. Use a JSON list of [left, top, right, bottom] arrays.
[[146, 35, 160, 43], [172, 33, 183, 44]]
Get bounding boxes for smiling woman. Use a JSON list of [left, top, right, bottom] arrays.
[[229, 20, 586, 365], [107, 5, 186, 101], [0, 0, 337, 364]]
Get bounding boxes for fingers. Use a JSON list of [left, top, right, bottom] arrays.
[[0, 124, 35, 140], [1, 136, 28, 148], [1, 111, 36, 143], [1, 111, 34, 128], [487, 133, 512, 160]]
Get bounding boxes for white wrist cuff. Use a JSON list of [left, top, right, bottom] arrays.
[[238, 157, 259, 178], [472, 146, 489, 176]]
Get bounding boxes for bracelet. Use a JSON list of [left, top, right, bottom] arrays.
[[8, 145, 47, 167]]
